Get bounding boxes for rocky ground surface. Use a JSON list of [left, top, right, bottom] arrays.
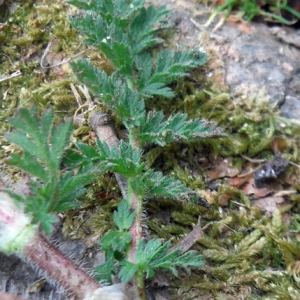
[[152, 0, 300, 116], [1, 0, 300, 299]]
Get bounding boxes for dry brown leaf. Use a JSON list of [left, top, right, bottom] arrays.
[[241, 177, 271, 199], [216, 193, 231, 206], [207, 157, 240, 180], [252, 196, 285, 213], [46, 52, 63, 65], [46, 52, 67, 77], [215, 0, 225, 6], [228, 174, 252, 188], [282, 212, 291, 227]]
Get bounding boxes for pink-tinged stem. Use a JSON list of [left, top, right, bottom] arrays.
[[0, 192, 100, 299], [128, 192, 143, 264], [23, 233, 100, 300], [0, 292, 29, 300]]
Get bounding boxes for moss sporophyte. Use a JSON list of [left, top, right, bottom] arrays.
[[0, 0, 224, 299]]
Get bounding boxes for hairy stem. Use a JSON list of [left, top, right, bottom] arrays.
[[0, 193, 100, 299], [128, 186, 145, 299], [23, 233, 100, 299]]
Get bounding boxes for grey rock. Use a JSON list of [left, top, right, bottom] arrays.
[[280, 95, 300, 119]]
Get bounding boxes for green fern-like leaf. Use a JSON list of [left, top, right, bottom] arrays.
[[69, 0, 145, 21], [139, 111, 221, 146], [5, 106, 104, 234], [129, 6, 171, 54], [6, 106, 73, 176], [118, 261, 139, 283], [67, 0, 220, 292], [8, 152, 49, 182], [112, 200, 135, 231], [69, 1, 169, 72], [71, 60, 145, 129], [96, 139, 144, 178], [136, 49, 206, 98], [94, 250, 116, 283], [71, 59, 121, 100], [70, 12, 109, 46], [134, 238, 205, 278], [131, 169, 191, 199], [100, 41, 133, 76]]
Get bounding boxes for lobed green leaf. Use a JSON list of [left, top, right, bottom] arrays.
[[95, 140, 144, 178], [50, 120, 73, 171], [72, 60, 146, 128], [57, 169, 103, 207], [113, 200, 135, 231], [135, 49, 206, 98], [101, 42, 133, 76], [7, 107, 52, 166], [100, 231, 132, 252], [131, 169, 191, 199], [134, 238, 205, 278], [7, 152, 49, 182], [129, 6, 171, 54], [139, 112, 220, 146], [94, 250, 116, 283], [118, 261, 139, 283]]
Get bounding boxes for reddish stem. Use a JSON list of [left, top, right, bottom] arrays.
[[129, 192, 143, 264], [23, 233, 100, 300]]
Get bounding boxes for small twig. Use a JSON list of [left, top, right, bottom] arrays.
[[190, 18, 203, 29], [169, 218, 212, 253], [0, 70, 21, 83], [40, 40, 52, 68], [241, 154, 266, 163], [90, 112, 128, 198], [70, 83, 83, 107], [212, 17, 225, 32], [78, 85, 92, 103], [231, 200, 247, 208], [73, 102, 89, 124], [288, 160, 300, 169], [72, 85, 97, 124], [217, 222, 237, 233], [237, 155, 266, 177], [0, 53, 13, 65], [238, 165, 261, 177]]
